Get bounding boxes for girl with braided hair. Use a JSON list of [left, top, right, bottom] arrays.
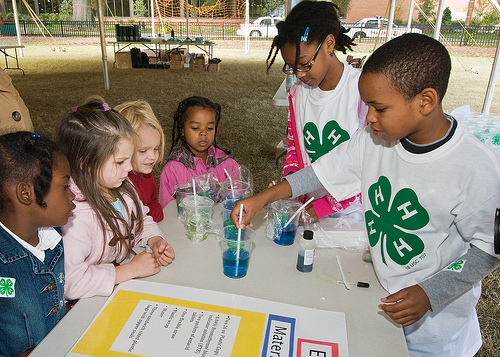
[[0, 132, 75, 357], [55, 98, 174, 300], [159, 96, 239, 207], [267, 0, 367, 222]]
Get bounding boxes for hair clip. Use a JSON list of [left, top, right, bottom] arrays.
[[301, 27, 309, 42], [102, 102, 111, 111], [30, 133, 42, 140], [71, 106, 78, 112]]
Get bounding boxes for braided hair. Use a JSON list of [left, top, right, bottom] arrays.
[[170, 96, 229, 155], [0, 131, 60, 212], [266, 1, 355, 73]]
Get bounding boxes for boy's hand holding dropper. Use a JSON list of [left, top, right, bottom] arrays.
[[230, 180, 293, 229], [378, 285, 431, 327]]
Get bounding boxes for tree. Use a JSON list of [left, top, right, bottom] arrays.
[[73, 0, 93, 21], [133, 0, 147, 17], [442, 7, 451, 25], [334, 0, 352, 18], [418, 0, 436, 24], [262, 0, 283, 15]]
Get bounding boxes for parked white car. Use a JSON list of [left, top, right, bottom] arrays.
[[237, 16, 284, 38], [346, 17, 422, 39]]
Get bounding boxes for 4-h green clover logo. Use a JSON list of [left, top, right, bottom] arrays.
[[365, 176, 429, 266], [447, 259, 465, 272], [303, 121, 350, 162], [0, 277, 15, 297]]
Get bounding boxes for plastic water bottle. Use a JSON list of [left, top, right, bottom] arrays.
[[297, 230, 315, 272]]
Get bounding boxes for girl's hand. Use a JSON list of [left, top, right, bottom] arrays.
[[267, 179, 280, 188], [231, 180, 293, 229], [230, 196, 263, 229], [305, 204, 318, 222], [378, 285, 431, 326], [116, 251, 160, 284], [148, 236, 175, 266]]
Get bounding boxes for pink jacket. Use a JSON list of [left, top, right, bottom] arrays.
[[62, 179, 163, 300], [159, 145, 239, 207]]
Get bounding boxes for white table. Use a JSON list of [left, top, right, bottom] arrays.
[[31, 202, 408, 356]]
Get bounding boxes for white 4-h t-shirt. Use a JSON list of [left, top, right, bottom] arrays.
[[312, 118, 500, 356]]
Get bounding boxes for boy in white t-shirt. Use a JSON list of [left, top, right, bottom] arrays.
[[231, 33, 500, 356]]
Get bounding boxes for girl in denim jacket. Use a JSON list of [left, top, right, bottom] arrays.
[[0, 132, 75, 357]]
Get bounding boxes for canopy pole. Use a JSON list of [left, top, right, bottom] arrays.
[[433, 0, 446, 40], [406, 0, 415, 33], [387, 0, 396, 41], [151, 0, 155, 36], [482, 36, 500, 114], [12, 0, 23, 56], [97, 0, 110, 90], [244, 0, 249, 53]]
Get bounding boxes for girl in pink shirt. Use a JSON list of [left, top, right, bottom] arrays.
[[159, 96, 240, 207], [56, 99, 175, 300]]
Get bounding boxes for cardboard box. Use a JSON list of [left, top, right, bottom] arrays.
[[194, 54, 205, 65], [160, 49, 168, 62], [169, 60, 183, 70], [170, 54, 182, 62], [190, 63, 206, 72], [115, 51, 132, 68], [275, 139, 287, 158], [148, 56, 160, 64], [208, 63, 220, 72]]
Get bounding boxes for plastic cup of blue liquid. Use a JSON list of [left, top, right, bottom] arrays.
[[269, 200, 303, 246], [221, 228, 255, 278], [218, 180, 252, 202], [221, 198, 241, 226]]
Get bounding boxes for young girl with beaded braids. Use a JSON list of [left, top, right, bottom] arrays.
[[267, 1, 367, 222], [159, 96, 240, 207], [56, 98, 175, 300], [0, 132, 75, 357]]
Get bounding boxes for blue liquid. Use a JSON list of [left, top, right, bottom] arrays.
[[223, 249, 250, 278], [273, 223, 297, 246], [222, 198, 240, 222]]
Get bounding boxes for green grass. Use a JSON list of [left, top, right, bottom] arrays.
[[3, 39, 500, 356]]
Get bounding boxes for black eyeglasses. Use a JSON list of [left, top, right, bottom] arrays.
[[282, 42, 322, 75]]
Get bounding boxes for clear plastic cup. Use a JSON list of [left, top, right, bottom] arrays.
[[218, 180, 252, 202], [267, 199, 303, 246], [220, 228, 255, 278], [180, 195, 214, 242]]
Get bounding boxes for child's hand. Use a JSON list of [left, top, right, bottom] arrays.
[[116, 251, 160, 284], [230, 196, 262, 229], [268, 179, 280, 188], [305, 204, 318, 222], [378, 285, 430, 326], [148, 236, 175, 266]]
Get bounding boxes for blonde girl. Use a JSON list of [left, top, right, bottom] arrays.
[[115, 100, 165, 222], [56, 99, 175, 300]]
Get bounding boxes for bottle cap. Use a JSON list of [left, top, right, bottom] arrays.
[[303, 230, 313, 240]]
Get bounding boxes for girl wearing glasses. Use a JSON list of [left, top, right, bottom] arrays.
[[266, 1, 367, 222]]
